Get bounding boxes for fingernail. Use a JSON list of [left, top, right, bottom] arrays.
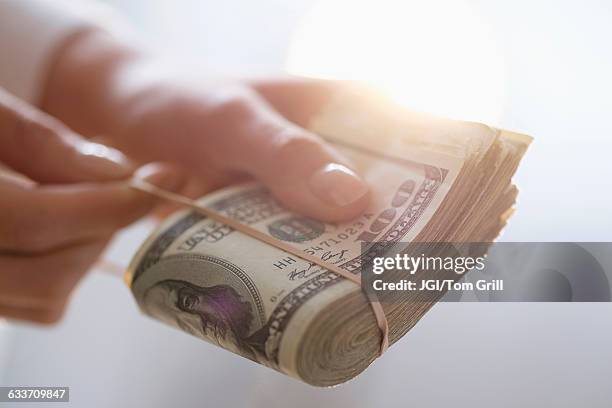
[[134, 163, 185, 192], [77, 141, 132, 178], [308, 163, 369, 207]]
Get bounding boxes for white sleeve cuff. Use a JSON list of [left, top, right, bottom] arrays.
[[0, 0, 125, 106]]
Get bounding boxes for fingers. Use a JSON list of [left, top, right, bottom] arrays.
[[0, 239, 108, 323], [0, 163, 184, 253], [151, 175, 228, 219], [203, 87, 370, 222], [249, 77, 341, 126], [0, 161, 35, 188], [244, 127, 370, 222], [0, 88, 132, 183], [0, 162, 184, 325], [0, 303, 67, 324], [249, 77, 383, 127]]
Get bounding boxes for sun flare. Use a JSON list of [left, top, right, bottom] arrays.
[[286, 0, 506, 124]]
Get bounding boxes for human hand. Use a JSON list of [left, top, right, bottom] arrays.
[[42, 31, 372, 222], [111, 79, 371, 222], [0, 88, 183, 323]]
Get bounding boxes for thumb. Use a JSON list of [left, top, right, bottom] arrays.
[[253, 127, 370, 222], [212, 90, 370, 222]]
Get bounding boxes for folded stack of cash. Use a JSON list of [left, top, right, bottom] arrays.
[[126, 93, 531, 386]]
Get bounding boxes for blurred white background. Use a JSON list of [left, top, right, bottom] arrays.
[[1, 0, 611, 407]]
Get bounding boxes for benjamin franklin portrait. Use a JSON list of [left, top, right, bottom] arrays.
[[143, 280, 270, 363]]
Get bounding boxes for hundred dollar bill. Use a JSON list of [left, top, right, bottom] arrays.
[[126, 94, 530, 385]]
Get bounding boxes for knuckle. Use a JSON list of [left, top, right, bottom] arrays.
[[204, 87, 257, 123], [273, 133, 324, 165]]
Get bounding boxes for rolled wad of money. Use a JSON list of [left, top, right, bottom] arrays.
[[125, 94, 531, 386]]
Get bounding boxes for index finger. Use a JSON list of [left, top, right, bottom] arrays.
[[0, 163, 184, 253]]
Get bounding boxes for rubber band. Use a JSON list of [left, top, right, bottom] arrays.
[[128, 178, 389, 355]]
